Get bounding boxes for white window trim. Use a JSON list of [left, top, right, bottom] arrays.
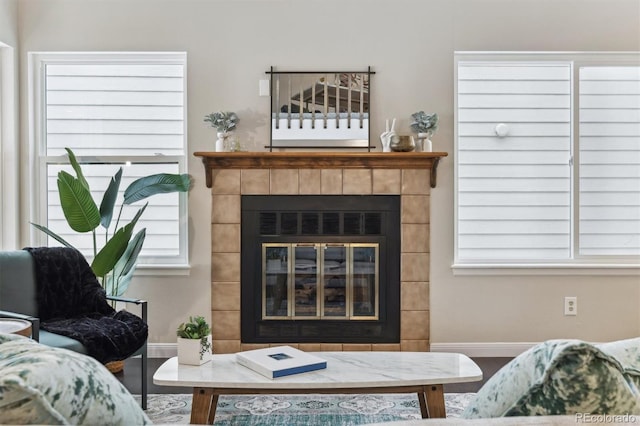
[[453, 51, 640, 275], [28, 51, 190, 275]]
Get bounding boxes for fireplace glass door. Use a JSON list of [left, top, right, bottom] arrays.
[[262, 243, 378, 320]]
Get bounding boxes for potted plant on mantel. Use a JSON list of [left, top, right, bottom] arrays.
[[410, 111, 439, 152], [177, 316, 212, 365], [204, 111, 239, 152]]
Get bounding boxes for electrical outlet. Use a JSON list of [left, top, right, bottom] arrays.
[[564, 296, 577, 316]]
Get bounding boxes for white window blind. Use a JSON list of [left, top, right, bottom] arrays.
[[579, 66, 640, 256], [33, 53, 188, 266], [457, 62, 572, 261]]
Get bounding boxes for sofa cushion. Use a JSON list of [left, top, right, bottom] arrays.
[[0, 333, 150, 425], [463, 338, 640, 418]]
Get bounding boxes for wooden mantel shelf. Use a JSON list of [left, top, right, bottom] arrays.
[[193, 152, 448, 188]]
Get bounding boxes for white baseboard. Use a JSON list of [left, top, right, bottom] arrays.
[[149, 343, 177, 358], [149, 342, 537, 358], [430, 342, 539, 357]]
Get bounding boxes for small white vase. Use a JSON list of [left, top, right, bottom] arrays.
[[215, 132, 228, 152], [177, 335, 212, 365], [417, 133, 433, 152]]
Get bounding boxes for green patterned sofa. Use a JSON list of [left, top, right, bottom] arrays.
[[0, 333, 150, 425], [463, 337, 640, 418]]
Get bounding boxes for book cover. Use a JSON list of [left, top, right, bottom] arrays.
[[236, 345, 327, 379]]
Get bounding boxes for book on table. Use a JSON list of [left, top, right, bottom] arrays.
[[235, 345, 327, 379]]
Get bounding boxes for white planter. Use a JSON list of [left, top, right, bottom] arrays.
[[177, 335, 212, 365]]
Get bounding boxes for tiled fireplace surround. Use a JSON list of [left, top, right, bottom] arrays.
[[197, 152, 446, 355]]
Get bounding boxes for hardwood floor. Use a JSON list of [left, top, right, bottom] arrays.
[[115, 357, 513, 395]]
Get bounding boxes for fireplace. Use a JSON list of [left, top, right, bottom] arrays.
[[241, 195, 400, 343], [195, 151, 446, 354]]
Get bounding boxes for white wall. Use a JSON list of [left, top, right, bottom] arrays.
[[0, 0, 19, 250], [0, 0, 17, 44], [15, 0, 640, 345]]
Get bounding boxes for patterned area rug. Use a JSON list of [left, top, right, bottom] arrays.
[[141, 393, 476, 425]]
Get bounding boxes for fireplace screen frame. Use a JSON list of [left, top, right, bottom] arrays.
[[241, 195, 400, 344], [262, 242, 379, 321]]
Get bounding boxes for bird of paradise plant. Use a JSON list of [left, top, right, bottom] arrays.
[[32, 148, 192, 297]]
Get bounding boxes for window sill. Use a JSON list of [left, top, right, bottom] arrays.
[[134, 263, 191, 277], [452, 263, 640, 276]]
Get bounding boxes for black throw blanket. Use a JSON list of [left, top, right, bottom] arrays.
[[25, 247, 148, 364]]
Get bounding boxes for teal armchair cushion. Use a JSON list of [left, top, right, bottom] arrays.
[[463, 338, 640, 418], [0, 333, 150, 425]]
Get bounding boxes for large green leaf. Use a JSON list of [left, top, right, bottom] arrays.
[[57, 171, 101, 233], [123, 173, 191, 205], [29, 223, 75, 249], [91, 223, 133, 277], [100, 167, 123, 229], [65, 147, 90, 191], [91, 204, 147, 277], [105, 228, 146, 296]]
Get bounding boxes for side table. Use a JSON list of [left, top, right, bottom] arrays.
[[0, 318, 33, 337]]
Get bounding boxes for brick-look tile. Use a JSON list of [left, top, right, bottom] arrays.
[[401, 253, 430, 282], [400, 340, 429, 352], [402, 224, 430, 253], [402, 169, 431, 195], [343, 169, 372, 194], [342, 344, 372, 351], [212, 253, 240, 282], [270, 169, 299, 194], [401, 195, 430, 224], [211, 170, 240, 194], [373, 169, 401, 194], [372, 344, 401, 351], [401, 311, 430, 340], [320, 343, 343, 351], [241, 169, 270, 194], [321, 170, 343, 194], [270, 343, 298, 349], [211, 310, 240, 340], [401, 281, 430, 311], [240, 343, 270, 351], [212, 224, 240, 253], [212, 195, 240, 224], [206, 167, 433, 354], [211, 282, 240, 311], [299, 169, 321, 194], [298, 343, 322, 352], [213, 340, 241, 354]]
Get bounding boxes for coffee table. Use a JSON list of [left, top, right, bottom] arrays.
[[153, 351, 482, 424]]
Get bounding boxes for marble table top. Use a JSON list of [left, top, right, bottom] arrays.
[[153, 351, 482, 390]]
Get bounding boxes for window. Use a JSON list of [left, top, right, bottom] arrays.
[[30, 52, 188, 269], [454, 52, 640, 272]]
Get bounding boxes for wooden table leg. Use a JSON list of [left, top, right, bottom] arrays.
[[417, 388, 428, 418], [207, 394, 219, 424], [190, 388, 214, 424], [425, 384, 446, 418]]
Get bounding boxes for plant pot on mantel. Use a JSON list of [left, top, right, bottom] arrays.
[[177, 335, 212, 365]]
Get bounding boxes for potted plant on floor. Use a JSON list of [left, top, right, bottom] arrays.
[[32, 147, 192, 298], [177, 315, 212, 365]]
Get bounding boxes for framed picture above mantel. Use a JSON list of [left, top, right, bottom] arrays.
[[266, 67, 375, 151]]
